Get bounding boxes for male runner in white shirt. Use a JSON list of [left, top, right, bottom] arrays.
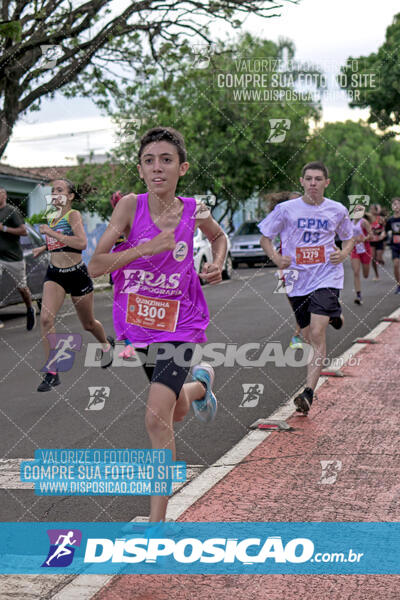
[[259, 162, 354, 414]]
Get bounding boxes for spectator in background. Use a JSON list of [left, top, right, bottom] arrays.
[[0, 186, 36, 330]]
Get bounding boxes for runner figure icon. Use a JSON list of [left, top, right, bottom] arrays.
[[45, 531, 77, 566], [42, 334, 81, 372]]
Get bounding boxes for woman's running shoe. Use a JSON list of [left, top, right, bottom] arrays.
[[100, 336, 115, 368], [192, 363, 218, 423], [37, 372, 60, 392], [119, 343, 136, 360]]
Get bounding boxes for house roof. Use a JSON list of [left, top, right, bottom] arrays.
[[0, 162, 48, 181], [22, 165, 80, 180]]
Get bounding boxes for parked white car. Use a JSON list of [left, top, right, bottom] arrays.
[[230, 220, 273, 267], [193, 229, 233, 283]]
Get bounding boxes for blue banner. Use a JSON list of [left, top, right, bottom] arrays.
[[0, 522, 398, 574]]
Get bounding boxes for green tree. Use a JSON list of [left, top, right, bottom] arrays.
[[66, 160, 131, 221], [339, 13, 400, 131], [306, 120, 400, 211], [0, 0, 296, 157], [97, 33, 321, 227]]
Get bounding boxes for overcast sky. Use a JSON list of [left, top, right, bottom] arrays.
[[4, 0, 400, 167]]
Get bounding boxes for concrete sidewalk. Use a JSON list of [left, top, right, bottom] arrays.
[[92, 315, 400, 599]]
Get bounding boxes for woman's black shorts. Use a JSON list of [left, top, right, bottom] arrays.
[[44, 261, 94, 296]]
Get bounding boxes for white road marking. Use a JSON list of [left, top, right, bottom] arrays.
[[0, 459, 32, 489]]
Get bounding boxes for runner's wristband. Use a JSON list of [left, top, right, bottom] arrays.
[[2, 225, 7, 232]]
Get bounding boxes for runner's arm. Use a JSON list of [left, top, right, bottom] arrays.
[[330, 238, 353, 264], [362, 219, 372, 241], [260, 236, 291, 269], [32, 245, 47, 258], [88, 194, 138, 277], [197, 210, 227, 284]]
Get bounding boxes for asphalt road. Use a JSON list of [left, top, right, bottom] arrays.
[[0, 254, 399, 522]]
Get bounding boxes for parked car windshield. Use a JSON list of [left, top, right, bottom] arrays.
[[236, 222, 259, 236]]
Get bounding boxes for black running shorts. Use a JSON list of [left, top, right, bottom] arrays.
[[135, 342, 195, 398], [44, 262, 94, 296], [391, 245, 400, 260], [289, 288, 341, 330], [369, 240, 384, 250]]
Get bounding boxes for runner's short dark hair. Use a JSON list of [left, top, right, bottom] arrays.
[[138, 127, 187, 164], [302, 161, 329, 179]]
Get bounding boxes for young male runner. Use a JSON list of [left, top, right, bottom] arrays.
[[89, 127, 227, 522], [259, 162, 354, 415], [385, 197, 400, 294]]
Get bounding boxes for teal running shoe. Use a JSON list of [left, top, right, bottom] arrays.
[[120, 520, 165, 538], [192, 363, 218, 423], [289, 335, 303, 350]]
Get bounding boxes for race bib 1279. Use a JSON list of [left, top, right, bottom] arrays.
[[296, 245, 325, 265]]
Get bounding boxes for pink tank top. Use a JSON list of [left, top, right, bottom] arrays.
[[112, 193, 209, 346]]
